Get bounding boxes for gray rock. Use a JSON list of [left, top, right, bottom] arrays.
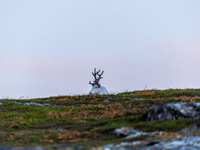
[[13, 102, 57, 107], [132, 98, 146, 101], [14, 147, 48, 150], [114, 127, 154, 139], [53, 145, 85, 150], [147, 102, 200, 121], [104, 136, 200, 150], [139, 136, 200, 150], [0, 146, 85, 150], [0, 146, 48, 150], [179, 125, 200, 133], [103, 99, 110, 102], [0, 145, 15, 150]]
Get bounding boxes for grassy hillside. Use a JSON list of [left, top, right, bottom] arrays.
[[1, 88, 200, 149]]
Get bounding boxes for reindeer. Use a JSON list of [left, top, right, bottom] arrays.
[[89, 68, 109, 95]]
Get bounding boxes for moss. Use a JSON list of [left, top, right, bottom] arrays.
[[0, 88, 200, 148]]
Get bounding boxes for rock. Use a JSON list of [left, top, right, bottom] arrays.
[[13, 102, 58, 107], [147, 102, 200, 121], [0, 145, 15, 150], [0, 146, 48, 150], [132, 98, 146, 101], [0, 146, 85, 150], [114, 127, 154, 139], [139, 136, 200, 150], [103, 99, 109, 103], [104, 144, 135, 150], [104, 136, 200, 150], [14, 147, 48, 150], [179, 125, 200, 133], [52, 145, 85, 150]]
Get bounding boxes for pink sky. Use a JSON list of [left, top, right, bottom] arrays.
[[0, 1, 200, 98], [1, 38, 200, 98]]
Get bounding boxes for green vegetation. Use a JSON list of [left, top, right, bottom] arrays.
[[0, 88, 200, 149]]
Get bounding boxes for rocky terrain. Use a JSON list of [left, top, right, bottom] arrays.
[[1, 89, 200, 149]]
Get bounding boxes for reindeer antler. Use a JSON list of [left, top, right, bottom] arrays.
[[89, 68, 104, 87]]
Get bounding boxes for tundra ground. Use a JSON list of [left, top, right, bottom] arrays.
[[1, 88, 200, 149]]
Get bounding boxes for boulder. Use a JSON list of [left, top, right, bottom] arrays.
[[114, 127, 154, 139], [147, 102, 200, 121]]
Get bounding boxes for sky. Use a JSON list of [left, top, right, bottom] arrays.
[[0, 0, 200, 99]]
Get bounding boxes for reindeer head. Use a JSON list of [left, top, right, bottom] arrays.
[[89, 68, 104, 88]]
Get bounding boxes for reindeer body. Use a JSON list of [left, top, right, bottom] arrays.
[[89, 84, 109, 95], [89, 68, 109, 95]]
